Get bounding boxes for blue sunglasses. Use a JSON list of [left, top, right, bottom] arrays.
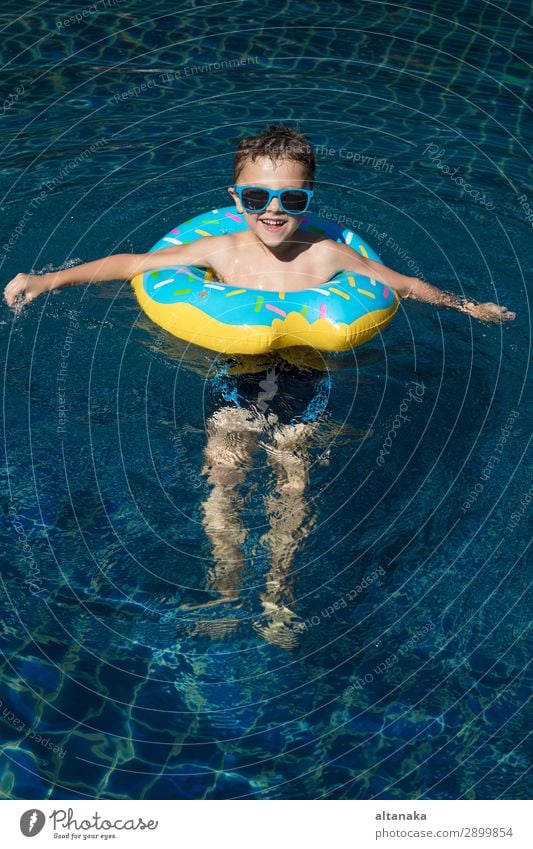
[[232, 185, 314, 215]]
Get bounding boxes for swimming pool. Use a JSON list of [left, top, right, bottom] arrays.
[[0, 0, 531, 800]]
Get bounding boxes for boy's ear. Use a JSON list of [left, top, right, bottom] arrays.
[[227, 187, 243, 212]]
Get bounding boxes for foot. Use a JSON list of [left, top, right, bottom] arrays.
[[252, 601, 303, 650], [180, 594, 241, 611], [191, 617, 240, 638]]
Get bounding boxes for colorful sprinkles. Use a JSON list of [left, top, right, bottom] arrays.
[[329, 286, 350, 300], [265, 304, 287, 317]]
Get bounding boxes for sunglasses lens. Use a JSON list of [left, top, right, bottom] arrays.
[[241, 188, 269, 211], [280, 190, 310, 213]]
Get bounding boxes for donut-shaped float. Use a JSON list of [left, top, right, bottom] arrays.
[[130, 206, 399, 355]]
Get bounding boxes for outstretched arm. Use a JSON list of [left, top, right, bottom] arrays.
[[3, 238, 221, 309], [332, 243, 516, 324], [382, 271, 516, 323]]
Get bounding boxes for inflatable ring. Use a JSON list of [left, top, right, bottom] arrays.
[[131, 206, 400, 355]]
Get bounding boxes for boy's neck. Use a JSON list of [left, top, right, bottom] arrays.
[[253, 232, 302, 262]]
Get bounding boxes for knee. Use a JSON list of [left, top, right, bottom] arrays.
[[272, 422, 312, 453], [280, 475, 307, 494], [201, 459, 247, 488], [206, 405, 263, 437]]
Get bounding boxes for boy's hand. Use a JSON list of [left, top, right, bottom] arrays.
[[462, 301, 516, 323], [3, 273, 49, 308]]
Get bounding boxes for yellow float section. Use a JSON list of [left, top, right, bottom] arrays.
[[131, 274, 400, 355]]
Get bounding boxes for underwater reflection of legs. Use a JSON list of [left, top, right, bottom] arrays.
[[253, 421, 319, 649], [194, 405, 264, 609]]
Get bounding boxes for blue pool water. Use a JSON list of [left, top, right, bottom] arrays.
[[0, 1, 531, 800]]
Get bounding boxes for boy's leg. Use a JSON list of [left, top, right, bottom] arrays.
[[254, 420, 319, 647], [192, 405, 263, 607]]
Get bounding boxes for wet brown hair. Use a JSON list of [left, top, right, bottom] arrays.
[[233, 124, 316, 186]]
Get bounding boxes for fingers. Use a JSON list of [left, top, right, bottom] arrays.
[[3, 274, 29, 307], [492, 304, 516, 322], [3, 284, 22, 307], [476, 303, 516, 323]]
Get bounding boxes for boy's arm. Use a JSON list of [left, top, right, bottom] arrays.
[[330, 242, 516, 323], [3, 238, 223, 308]]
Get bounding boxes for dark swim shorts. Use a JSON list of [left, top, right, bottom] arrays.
[[205, 356, 332, 427]]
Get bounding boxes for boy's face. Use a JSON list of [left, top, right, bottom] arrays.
[[228, 157, 311, 248]]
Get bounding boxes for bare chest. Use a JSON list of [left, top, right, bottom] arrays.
[[212, 246, 329, 292]]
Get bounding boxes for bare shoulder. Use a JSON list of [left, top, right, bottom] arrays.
[[149, 233, 233, 269], [196, 233, 235, 258], [309, 237, 368, 276], [189, 233, 235, 258]]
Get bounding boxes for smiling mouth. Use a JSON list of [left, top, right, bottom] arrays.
[[259, 217, 288, 231]]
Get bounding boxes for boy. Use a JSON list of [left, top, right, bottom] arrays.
[[2, 123, 516, 322], [2, 125, 515, 648]]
